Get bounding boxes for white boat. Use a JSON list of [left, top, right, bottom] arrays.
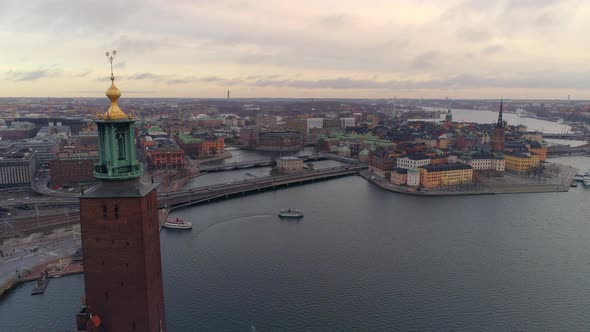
[[574, 174, 584, 182], [163, 217, 193, 229], [583, 171, 590, 186], [278, 209, 303, 218]]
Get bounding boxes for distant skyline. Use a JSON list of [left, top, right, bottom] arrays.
[[1, 0, 590, 99]]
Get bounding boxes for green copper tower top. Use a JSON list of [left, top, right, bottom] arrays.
[[93, 50, 142, 180]]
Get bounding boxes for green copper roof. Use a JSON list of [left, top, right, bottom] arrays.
[[320, 133, 395, 146], [177, 132, 204, 144]]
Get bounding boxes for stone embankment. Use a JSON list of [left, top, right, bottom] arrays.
[[361, 162, 577, 196], [0, 256, 83, 298]]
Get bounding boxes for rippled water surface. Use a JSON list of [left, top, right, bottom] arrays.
[[1, 157, 590, 331]]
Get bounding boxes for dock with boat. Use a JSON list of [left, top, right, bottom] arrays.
[[31, 272, 49, 295]]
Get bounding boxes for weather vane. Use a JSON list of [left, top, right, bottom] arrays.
[[105, 49, 117, 80]]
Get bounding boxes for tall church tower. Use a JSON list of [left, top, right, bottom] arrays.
[[76, 51, 166, 332], [492, 100, 505, 152], [445, 109, 452, 124]]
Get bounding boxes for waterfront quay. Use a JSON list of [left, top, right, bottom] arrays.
[[0, 209, 171, 298], [0, 226, 82, 297], [361, 162, 578, 196]]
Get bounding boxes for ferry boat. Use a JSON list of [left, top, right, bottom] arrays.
[[163, 217, 193, 230], [278, 209, 303, 218]]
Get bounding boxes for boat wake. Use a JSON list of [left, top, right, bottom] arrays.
[[193, 213, 277, 236]]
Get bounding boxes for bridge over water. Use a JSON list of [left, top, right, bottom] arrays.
[[542, 133, 588, 140], [547, 144, 590, 156], [160, 165, 367, 209]]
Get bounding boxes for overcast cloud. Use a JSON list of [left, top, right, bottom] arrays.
[[0, 0, 588, 98]]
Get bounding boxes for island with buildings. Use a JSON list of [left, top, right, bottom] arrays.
[[0, 96, 587, 245], [0, 86, 590, 327]]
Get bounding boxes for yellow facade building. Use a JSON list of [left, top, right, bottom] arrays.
[[504, 152, 540, 173], [418, 163, 473, 188]]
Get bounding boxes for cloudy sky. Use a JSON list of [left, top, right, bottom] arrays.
[[1, 0, 589, 99]]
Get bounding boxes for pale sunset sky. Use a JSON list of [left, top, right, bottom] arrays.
[[1, 0, 589, 99]]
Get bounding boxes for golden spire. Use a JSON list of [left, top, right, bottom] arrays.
[[103, 50, 129, 120]]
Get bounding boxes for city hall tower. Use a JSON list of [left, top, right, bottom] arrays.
[[76, 51, 166, 332]]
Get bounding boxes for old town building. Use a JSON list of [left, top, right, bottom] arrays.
[[419, 163, 473, 188], [504, 151, 540, 173]]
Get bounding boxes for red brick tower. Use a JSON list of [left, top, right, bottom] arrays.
[[492, 100, 505, 152], [76, 51, 166, 332]]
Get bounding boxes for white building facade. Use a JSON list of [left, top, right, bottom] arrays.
[[406, 168, 420, 187], [460, 154, 505, 172], [396, 156, 431, 169]]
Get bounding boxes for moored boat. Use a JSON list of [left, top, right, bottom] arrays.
[[278, 209, 303, 218], [31, 272, 49, 295], [583, 171, 590, 186], [163, 217, 193, 230]]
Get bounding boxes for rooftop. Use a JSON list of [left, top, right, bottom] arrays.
[[419, 163, 473, 172], [393, 168, 408, 174]]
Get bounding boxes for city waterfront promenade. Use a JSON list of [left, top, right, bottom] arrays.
[[360, 162, 578, 196]]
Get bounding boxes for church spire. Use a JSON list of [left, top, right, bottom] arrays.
[[496, 99, 504, 128], [445, 98, 452, 123]]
